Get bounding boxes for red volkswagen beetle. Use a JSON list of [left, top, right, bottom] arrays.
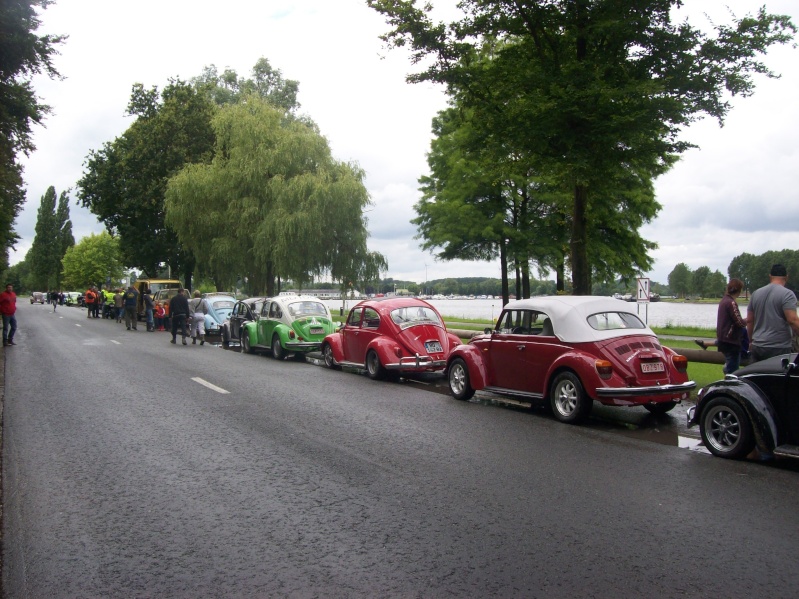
[[446, 296, 695, 423], [321, 297, 462, 380]]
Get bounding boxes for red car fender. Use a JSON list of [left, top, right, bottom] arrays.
[[544, 349, 606, 400], [445, 332, 462, 352], [366, 334, 401, 364], [322, 332, 345, 362], [447, 343, 489, 390]]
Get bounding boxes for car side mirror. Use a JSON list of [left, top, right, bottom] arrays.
[[782, 357, 796, 375], [484, 327, 493, 334]]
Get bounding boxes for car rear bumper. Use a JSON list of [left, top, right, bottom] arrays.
[[285, 341, 322, 351], [385, 356, 447, 371], [595, 380, 696, 398]]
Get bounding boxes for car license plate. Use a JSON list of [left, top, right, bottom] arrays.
[[641, 362, 665, 373], [425, 341, 443, 353], [310, 327, 324, 335]]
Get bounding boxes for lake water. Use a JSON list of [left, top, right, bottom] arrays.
[[323, 298, 730, 329]]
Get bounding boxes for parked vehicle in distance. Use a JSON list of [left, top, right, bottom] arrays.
[[200, 293, 236, 337], [64, 291, 82, 306], [222, 297, 268, 348], [688, 353, 799, 460], [30, 292, 45, 304], [133, 278, 181, 319], [321, 297, 462, 380], [241, 295, 336, 360], [446, 296, 695, 423]]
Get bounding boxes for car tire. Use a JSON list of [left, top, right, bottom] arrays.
[[322, 343, 340, 370], [366, 350, 386, 380], [700, 396, 755, 459], [448, 358, 475, 401], [550, 371, 591, 424], [643, 401, 677, 415], [241, 331, 254, 354], [272, 335, 286, 360]]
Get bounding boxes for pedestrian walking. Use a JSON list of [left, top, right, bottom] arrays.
[[189, 290, 209, 345], [0, 283, 17, 346], [746, 264, 799, 363], [123, 285, 139, 330], [168, 288, 191, 345]]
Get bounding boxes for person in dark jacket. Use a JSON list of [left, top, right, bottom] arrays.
[[124, 285, 139, 330], [168, 288, 191, 345]]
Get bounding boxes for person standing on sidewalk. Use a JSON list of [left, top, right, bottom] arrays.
[[716, 278, 747, 374], [0, 283, 17, 346], [123, 285, 139, 330], [168, 288, 190, 345], [746, 264, 799, 363]]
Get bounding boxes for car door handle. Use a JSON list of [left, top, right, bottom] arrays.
[[517, 345, 526, 351]]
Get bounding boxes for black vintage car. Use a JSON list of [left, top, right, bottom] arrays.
[[688, 353, 799, 460], [221, 297, 268, 349]]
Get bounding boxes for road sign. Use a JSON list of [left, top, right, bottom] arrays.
[[637, 277, 651, 303]]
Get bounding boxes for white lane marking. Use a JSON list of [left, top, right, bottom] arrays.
[[111, 340, 121, 345], [191, 377, 230, 394], [75, 324, 82, 327]]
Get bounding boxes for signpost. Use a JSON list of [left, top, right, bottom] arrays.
[[637, 277, 650, 323]]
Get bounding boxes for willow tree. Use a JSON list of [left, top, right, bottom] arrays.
[[165, 95, 386, 295], [369, 0, 796, 294]]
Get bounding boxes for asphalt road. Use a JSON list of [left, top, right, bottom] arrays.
[[3, 302, 799, 598]]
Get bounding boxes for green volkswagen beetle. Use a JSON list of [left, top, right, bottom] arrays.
[[240, 294, 337, 360]]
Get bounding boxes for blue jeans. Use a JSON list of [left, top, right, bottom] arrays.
[[3, 314, 17, 343], [146, 308, 154, 329], [719, 342, 740, 374]]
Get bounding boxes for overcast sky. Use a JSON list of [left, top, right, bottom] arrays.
[[16, 0, 799, 286]]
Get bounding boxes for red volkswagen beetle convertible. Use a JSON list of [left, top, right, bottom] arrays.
[[321, 297, 462, 380], [446, 296, 695, 423]]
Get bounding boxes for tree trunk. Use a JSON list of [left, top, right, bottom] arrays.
[[556, 256, 565, 292], [500, 238, 510, 306], [571, 184, 590, 295], [521, 260, 530, 299]]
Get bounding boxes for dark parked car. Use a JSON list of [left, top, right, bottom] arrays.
[[688, 353, 799, 460], [222, 297, 268, 348]]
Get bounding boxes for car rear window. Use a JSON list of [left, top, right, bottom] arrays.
[[390, 306, 442, 329], [586, 311, 646, 330]]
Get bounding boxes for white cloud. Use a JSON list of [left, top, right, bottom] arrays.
[[12, 0, 799, 288]]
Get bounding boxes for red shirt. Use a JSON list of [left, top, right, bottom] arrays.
[[0, 291, 17, 316]]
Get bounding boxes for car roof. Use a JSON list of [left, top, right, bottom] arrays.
[[354, 297, 436, 311], [500, 295, 654, 343]]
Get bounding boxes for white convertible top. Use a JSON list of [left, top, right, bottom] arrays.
[[500, 295, 655, 344]]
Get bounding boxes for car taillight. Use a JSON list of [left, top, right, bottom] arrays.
[[672, 354, 688, 373], [289, 330, 296, 339], [595, 360, 613, 380]]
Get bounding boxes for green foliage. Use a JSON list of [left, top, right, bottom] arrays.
[[0, 0, 65, 269], [668, 263, 692, 298], [165, 95, 387, 296], [61, 231, 124, 290], [78, 80, 215, 286], [369, 0, 796, 294], [27, 186, 74, 290], [728, 249, 799, 293]]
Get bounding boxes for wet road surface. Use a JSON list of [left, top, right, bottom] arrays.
[[4, 302, 799, 598]]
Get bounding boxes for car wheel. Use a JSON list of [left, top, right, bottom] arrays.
[[272, 335, 286, 360], [366, 350, 386, 380], [448, 358, 475, 401], [550, 371, 591, 424], [241, 332, 253, 354], [700, 397, 755, 459], [322, 343, 340, 370], [643, 401, 677, 415]]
